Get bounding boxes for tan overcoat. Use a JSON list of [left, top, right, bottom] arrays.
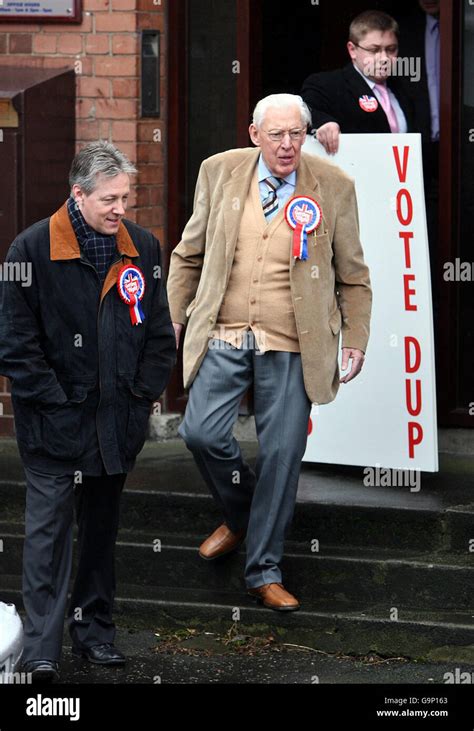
[[167, 148, 372, 404]]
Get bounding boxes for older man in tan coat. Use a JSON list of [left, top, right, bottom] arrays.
[[167, 93, 372, 611]]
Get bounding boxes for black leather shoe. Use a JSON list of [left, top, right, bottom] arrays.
[[22, 659, 59, 683], [72, 643, 126, 666]]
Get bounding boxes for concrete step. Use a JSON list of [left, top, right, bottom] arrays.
[[1, 440, 473, 663], [1, 440, 473, 553], [1, 575, 473, 665], [1, 477, 473, 554], [1, 523, 472, 612]]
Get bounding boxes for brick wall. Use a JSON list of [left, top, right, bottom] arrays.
[[0, 0, 169, 433], [0, 0, 167, 237]]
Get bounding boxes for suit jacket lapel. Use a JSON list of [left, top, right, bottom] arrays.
[[294, 152, 325, 229], [284, 154, 326, 267], [343, 63, 391, 132], [295, 153, 320, 195], [223, 148, 260, 264]]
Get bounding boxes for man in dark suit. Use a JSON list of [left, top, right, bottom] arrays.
[[302, 10, 414, 155], [398, 0, 440, 293], [399, 1, 439, 150]]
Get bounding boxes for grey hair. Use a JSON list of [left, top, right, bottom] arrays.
[[69, 140, 137, 195], [252, 93, 312, 129]]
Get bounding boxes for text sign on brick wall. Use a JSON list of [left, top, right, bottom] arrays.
[[0, 0, 81, 22]]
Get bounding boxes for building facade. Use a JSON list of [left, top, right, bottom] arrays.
[[0, 0, 472, 433]]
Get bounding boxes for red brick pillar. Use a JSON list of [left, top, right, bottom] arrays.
[[0, 0, 169, 431]]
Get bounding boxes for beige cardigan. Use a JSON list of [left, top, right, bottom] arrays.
[[167, 147, 372, 405]]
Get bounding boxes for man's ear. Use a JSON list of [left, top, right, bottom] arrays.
[[249, 124, 261, 147], [71, 184, 84, 206], [347, 41, 357, 62]]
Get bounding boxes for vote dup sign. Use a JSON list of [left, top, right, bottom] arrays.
[[303, 133, 438, 472]]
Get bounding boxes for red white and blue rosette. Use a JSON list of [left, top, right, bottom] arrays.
[[359, 95, 379, 113], [117, 265, 146, 326], [285, 196, 323, 261]]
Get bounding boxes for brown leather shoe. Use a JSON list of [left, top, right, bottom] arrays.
[[198, 524, 245, 560], [248, 583, 300, 611]]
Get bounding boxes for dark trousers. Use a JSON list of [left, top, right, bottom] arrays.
[[22, 466, 126, 663]]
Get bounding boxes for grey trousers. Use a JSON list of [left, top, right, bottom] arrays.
[[22, 466, 126, 663], [179, 335, 312, 589]]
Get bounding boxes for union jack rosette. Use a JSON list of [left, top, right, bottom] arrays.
[[285, 196, 323, 261], [359, 95, 379, 113], [117, 265, 146, 326]]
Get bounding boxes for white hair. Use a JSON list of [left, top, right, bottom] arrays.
[[252, 94, 312, 129], [69, 140, 137, 195]]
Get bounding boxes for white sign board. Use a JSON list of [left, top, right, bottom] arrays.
[[303, 133, 438, 472]]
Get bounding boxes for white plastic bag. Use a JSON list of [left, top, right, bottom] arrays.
[[0, 602, 24, 683]]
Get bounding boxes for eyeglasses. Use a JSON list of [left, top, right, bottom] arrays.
[[263, 128, 307, 142], [354, 43, 399, 56]]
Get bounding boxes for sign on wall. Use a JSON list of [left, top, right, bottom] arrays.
[[0, 0, 81, 22], [303, 133, 438, 472]]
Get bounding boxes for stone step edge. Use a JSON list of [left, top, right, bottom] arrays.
[[1, 528, 472, 568]]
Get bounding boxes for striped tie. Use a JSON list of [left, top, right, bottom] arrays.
[[262, 176, 285, 220]]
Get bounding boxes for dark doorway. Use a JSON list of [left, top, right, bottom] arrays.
[[167, 0, 256, 413], [167, 0, 466, 426], [260, 0, 407, 97]]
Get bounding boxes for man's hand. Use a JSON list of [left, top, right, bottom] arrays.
[[340, 348, 365, 384], [173, 323, 183, 349], [316, 122, 341, 155]]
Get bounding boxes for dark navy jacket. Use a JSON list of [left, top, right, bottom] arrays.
[[0, 202, 176, 476]]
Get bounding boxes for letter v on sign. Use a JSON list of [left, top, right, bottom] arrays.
[[393, 146, 410, 183]]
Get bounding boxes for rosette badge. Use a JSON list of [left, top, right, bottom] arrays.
[[285, 196, 323, 261], [117, 265, 146, 326], [359, 95, 379, 113]]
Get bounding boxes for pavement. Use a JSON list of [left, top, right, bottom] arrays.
[[54, 626, 474, 685]]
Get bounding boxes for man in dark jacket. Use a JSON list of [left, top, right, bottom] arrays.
[[302, 10, 414, 154], [0, 141, 176, 681], [398, 0, 440, 298]]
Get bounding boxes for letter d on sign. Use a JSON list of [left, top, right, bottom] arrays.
[[405, 336, 421, 373]]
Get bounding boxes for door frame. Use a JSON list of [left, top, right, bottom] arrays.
[[437, 0, 464, 425], [166, 0, 258, 412]]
